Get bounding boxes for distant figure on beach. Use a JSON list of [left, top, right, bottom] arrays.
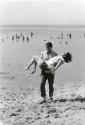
[[20, 33, 22, 36], [24, 42, 72, 104], [12, 36, 14, 41], [26, 36, 29, 42], [44, 40, 46, 42], [84, 32, 85, 38], [22, 36, 25, 41], [31, 32, 33, 37], [2, 39, 4, 42], [51, 36, 52, 39], [57, 36, 60, 39], [69, 33, 72, 39], [61, 33, 63, 39], [67, 33, 72, 39], [65, 41, 68, 45], [16, 34, 18, 39]]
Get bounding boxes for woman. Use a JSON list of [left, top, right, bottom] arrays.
[[24, 52, 72, 74]]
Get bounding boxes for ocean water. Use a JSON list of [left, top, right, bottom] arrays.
[[0, 26, 85, 88]]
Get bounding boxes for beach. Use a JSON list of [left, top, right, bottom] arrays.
[[1, 82, 85, 125], [0, 26, 85, 125]]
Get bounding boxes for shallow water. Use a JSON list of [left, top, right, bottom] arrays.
[[0, 26, 85, 88]]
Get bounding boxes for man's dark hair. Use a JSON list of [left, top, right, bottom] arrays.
[[63, 52, 72, 63], [45, 42, 53, 48]]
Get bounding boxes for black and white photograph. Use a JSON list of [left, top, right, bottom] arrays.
[[0, 0, 85, 125]]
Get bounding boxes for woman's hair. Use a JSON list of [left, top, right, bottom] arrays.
[[63, 52, 72, 63]]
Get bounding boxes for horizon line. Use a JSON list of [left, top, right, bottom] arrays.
[[0, 24, 85, 27]]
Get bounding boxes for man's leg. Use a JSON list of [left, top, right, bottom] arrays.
[[40, 74, 47, 97], [40, 74, 47, 103], [48, 73, 54, 100]]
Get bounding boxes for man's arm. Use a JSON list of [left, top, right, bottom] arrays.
[[40, 52, 43, 59], [51, 59, 64, 72]]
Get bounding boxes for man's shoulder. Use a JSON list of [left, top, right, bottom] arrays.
[[52, 50, 58, 56]]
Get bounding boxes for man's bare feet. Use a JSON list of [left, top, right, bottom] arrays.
[[48, 97, 53, 103], [39, 97, 46, 104]]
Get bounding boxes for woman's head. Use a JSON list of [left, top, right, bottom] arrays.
[[62, 52, 72, 63]]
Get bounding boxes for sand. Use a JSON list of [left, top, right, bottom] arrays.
[[0, 82, 85, 125]]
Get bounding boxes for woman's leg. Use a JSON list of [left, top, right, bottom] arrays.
[[24, 56, 39, 70]]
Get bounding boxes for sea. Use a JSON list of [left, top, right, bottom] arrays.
[[0, 25, 85, 89]]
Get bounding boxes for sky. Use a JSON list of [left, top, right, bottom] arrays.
[[0, 0, 85, 25]]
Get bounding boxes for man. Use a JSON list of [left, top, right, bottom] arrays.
[[24, 42, 58, 103], [40, 42, 58, 103]]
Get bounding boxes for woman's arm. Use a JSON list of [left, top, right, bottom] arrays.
[[51, 59, 64, 72]]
